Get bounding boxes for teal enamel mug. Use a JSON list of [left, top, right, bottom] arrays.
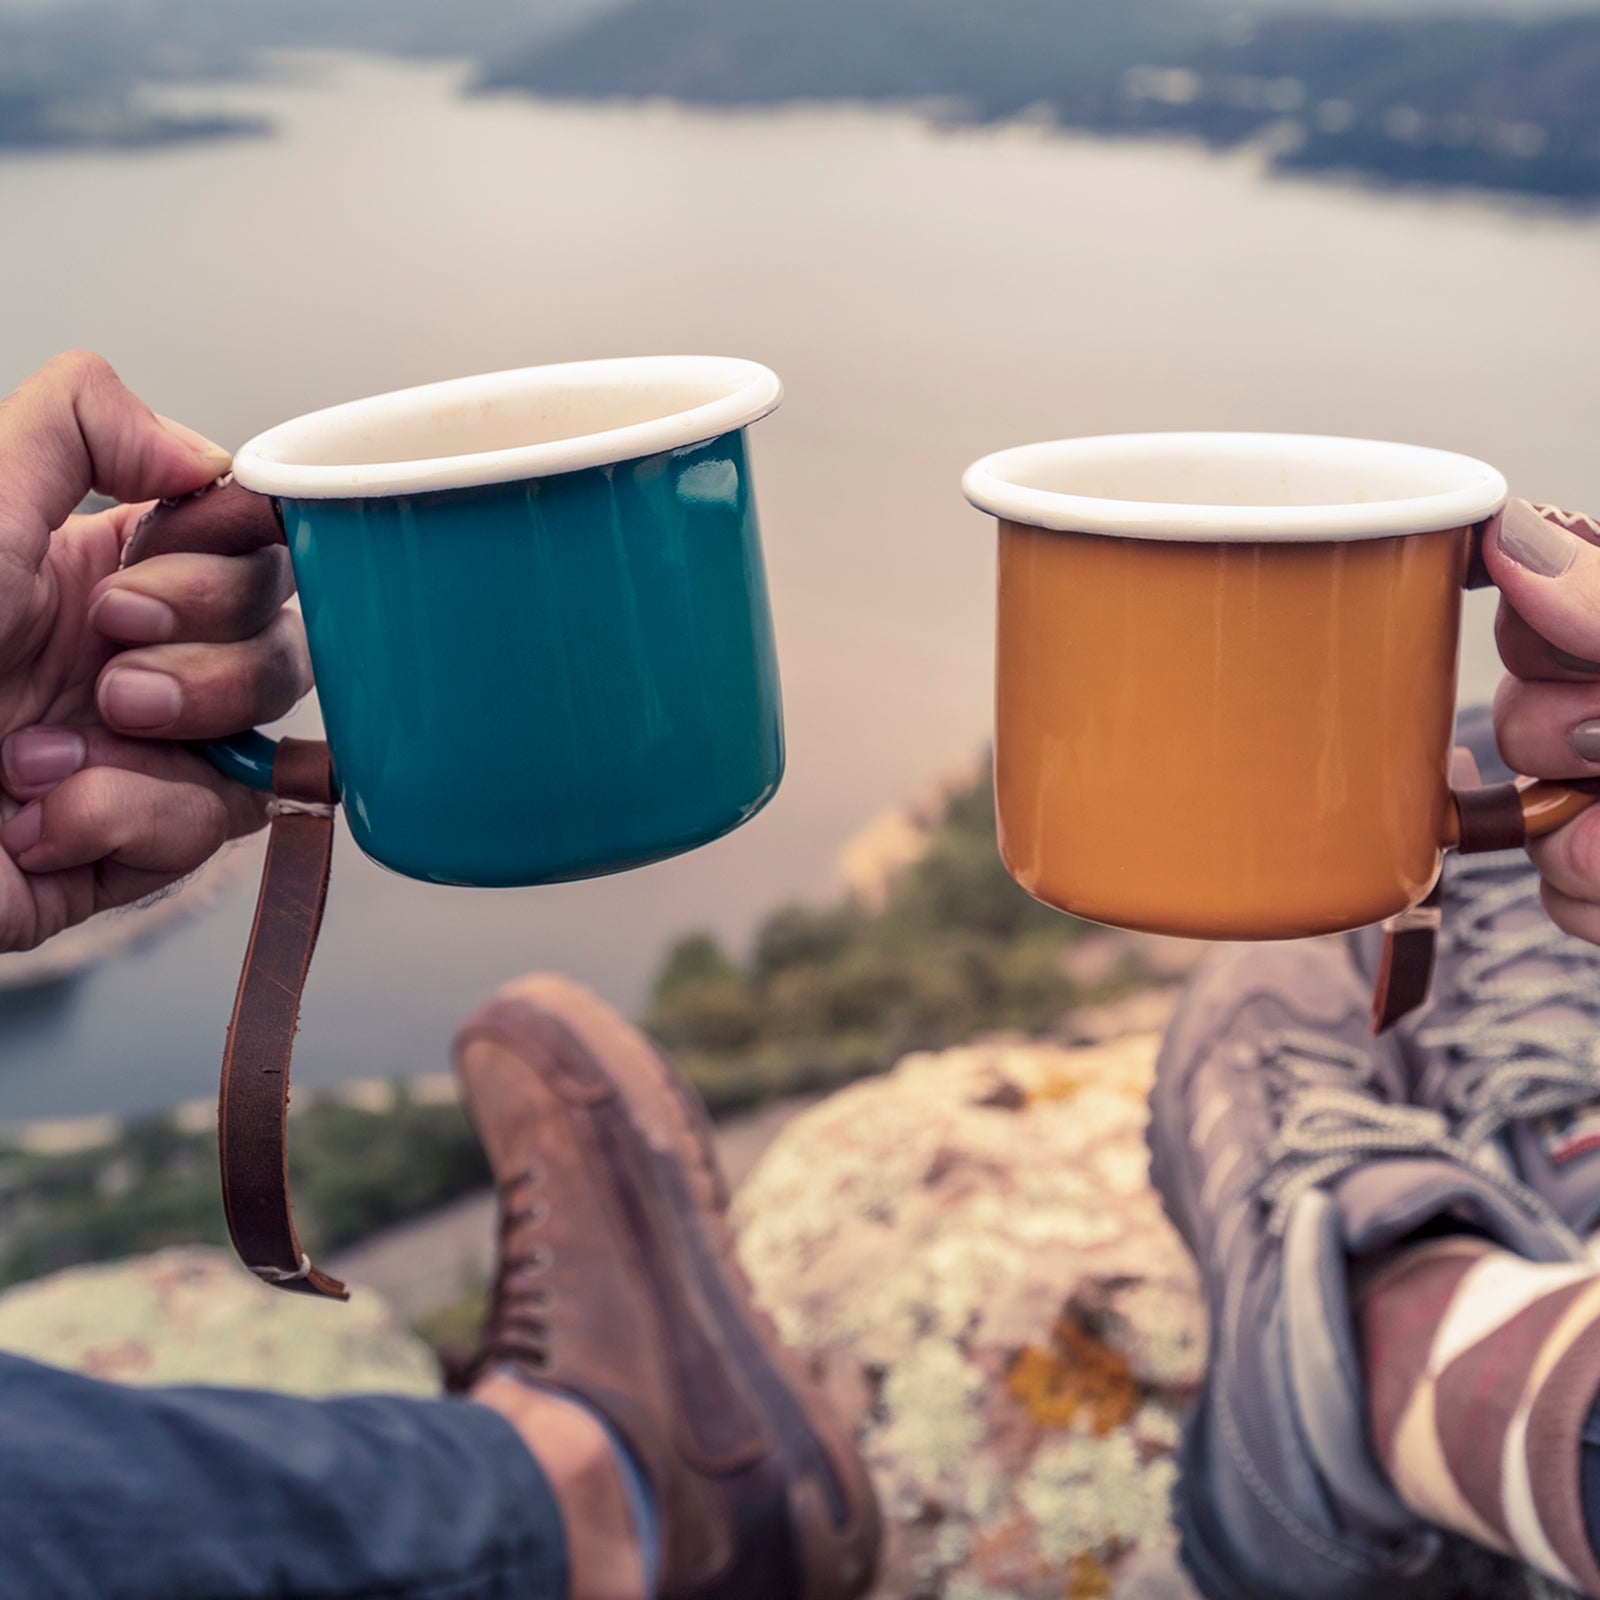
[[168, 357, 787, 886]]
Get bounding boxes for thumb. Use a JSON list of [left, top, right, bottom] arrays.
[[1484, 500, 1600, 664], [0, 351, 232, 583]]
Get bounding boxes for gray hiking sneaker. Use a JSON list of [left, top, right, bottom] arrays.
[[1149, 939, 1583, 1600], [1351, 705, 1600, 1236]]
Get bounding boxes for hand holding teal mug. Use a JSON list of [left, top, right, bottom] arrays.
[[120, 356, 787, 1296], [130, 357, 787, 886]]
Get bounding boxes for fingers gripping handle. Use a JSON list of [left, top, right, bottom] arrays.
[[125, 482, 347, 1300], [123, 479, 313, 796], [1453, 515, 1599, 852]]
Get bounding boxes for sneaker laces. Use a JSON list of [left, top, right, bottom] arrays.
[[1250, 1026, 1559, 1236], [1418, 854, 1600, 1150]]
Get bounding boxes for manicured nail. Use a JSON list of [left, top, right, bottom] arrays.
[[1555, 647, 1600, 675], [1500, 499, 1578, 578], [90, 588, 175, 644], [1573, 721, 1600, 763], [1, 803, 42, 860], [155, 413, 232, 477], [100, 667, 182, 731], [2, 728, 85, 791]]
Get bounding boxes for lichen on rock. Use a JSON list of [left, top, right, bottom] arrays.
[[736, 1034, 1205, 1598], [735, 1033, 1577, 1599], [0, 1246, 439, 1398]]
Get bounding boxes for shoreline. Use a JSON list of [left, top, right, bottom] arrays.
[[0, 837, 262, 999], [4, 47, 1594, 211]]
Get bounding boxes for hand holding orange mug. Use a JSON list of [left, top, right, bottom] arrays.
[[1484, 501, 1600, 947], [963, 434, 1598, 941]]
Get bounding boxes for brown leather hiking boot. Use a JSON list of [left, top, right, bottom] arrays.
[[448, 974, 881, 1600]]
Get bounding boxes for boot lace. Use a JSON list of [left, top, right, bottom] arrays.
[[1249, 1027, 1560, 1236], [1418, 855, 1600, 1150], [441, 1162, 555, 1391]]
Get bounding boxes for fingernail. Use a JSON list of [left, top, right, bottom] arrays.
[[1500, 499, 1579, 578], [1573, 721, 1600, 763], [155, 413, 232, 477], [100, 667, 182, 731], [1554, 647, 1600, 675], [2, 803, 42, 860], [2, 728, 85, 790], [90, 588, 175, 644]]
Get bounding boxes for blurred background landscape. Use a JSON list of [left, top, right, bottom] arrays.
[[0, 3, 1596, 1589], [0, 0, 1595, 1321], [5, 0, 1600, 194]]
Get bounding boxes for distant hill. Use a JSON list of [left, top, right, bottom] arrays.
[[4, 0, 1597, 200], [481, 0, 1206, 116], [1186, 0, 1595, 10], [1190, 0, 1596, 10], [0, 5, 259, 149], [0, 0, 613, 150], [1111, 11, 1600, 197], [481, 0, 1600, 201]]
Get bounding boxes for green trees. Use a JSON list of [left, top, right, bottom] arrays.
[[0, 1094, 490, 1290], [643, 760, 1117, 1112], [0, 761, 1129, 1286]]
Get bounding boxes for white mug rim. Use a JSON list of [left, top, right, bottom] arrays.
[[962, 431, 1509, 542], [232, 356, 783, 500]]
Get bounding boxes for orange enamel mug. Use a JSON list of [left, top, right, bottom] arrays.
[[962, 432, 1596, 940]]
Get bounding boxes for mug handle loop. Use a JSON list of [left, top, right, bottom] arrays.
[[202, 728, 283, 793], [1445, 778, 1600, 855], [1378, 779, 1599, 1033]]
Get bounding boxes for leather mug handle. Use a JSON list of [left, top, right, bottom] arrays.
[[1373, 512, 1600, 1032], [1445, 776, 1600, 854], [122, 480, 348, 1301]]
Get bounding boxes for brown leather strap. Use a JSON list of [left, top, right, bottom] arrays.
[[220, 737, 348, 1300], [1370, 882, 1442, 1034], [119, 482, 343, 1296], [122, 477, 284, 565], [1375, 779, 1532, 1030], [1464, 518, 1495, 591], [1454, 780, 1528, 855]]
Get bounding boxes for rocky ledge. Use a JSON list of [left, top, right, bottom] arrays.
[[0, 1246, 437, 1397], [0, 1034, 1577, 1596], [735, 1035, 1575, 1600], [737, 1034, 1202, 1599]]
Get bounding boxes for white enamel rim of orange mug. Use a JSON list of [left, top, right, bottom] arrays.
[[962, 430, 1595, 860], [963, 431, 1508, 539]]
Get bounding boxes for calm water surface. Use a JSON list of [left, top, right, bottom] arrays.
[[0, 54, 1596, 1120]]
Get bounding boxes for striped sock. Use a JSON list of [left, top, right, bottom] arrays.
[[1356, 1237, 1600, 1596]]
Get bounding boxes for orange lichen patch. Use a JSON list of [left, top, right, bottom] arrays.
[[1024, 1065, 1087, 1105], [1005, 1315, 1140, 1437], [1025, 1056, 1150, 1107], [1066, 1551, 1113, 1598]]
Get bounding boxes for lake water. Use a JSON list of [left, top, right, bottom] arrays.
[[0, 53, 1596, 1121]]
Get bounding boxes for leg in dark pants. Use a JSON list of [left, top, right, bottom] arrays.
[[0, 1352, 567, 1600]]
